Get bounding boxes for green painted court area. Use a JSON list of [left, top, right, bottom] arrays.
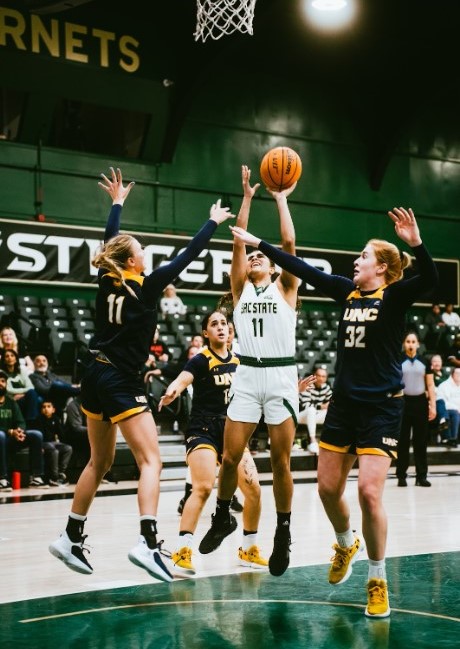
[[2, 553, 459, 649]]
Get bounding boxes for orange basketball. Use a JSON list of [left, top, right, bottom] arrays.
[[260, 146, 302, 191]]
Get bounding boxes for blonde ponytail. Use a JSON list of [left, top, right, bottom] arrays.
[[92, 234, 139, 299]]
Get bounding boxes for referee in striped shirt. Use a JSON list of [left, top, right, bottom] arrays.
[[298, 367, 332, 453]]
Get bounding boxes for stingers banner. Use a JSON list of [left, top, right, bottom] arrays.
[[0, 219, 457, 304]]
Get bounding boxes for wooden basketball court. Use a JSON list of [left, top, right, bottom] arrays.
[[2, 471, 459, 648]]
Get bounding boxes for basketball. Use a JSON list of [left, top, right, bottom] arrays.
[[260, 146, 302, 191]]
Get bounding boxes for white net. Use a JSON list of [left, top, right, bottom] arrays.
[[195, 0, 257, 42]]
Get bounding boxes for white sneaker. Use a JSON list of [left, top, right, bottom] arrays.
[[0, 478, 12, 492], [30, 476, 49, 488], [307, 441, 319, 454], [128, 536, 174, 583], [49, 531, 93, 574]]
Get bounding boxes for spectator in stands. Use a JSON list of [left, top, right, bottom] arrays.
[[430, 354, 450, 439], [29, 354, 80, 415], [430, 353, 450, 385], [0, 326, 34, 374], [447, 332, 460, 368], [143, 327, 170, 381], [178, 335, 204, 368], [0, 348, 40, 426], [189, 334, 204, 351], [425, 303, 445, 330], [436, 367, 460, 448], [36, 400, 72, 486], [186, 345, 200, 360], [149, 327, 170, 366], [0, 370, 47, 490], [160, 284, 187, 316], [64, 395, 90, 465], [64, 396, 114, 483], [441, 303, 460, 328], [298, 367, 332, 454], [424, 303, 447, 352]]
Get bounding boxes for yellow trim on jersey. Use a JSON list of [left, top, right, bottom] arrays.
[[346, 284, 388, 301], [319, 441, 351, 454], [121, 270, 144, 285], [103, 271, 145, 286], [81, 406, 104, 421], [201, 347, 240, 370], [111, 405, 149, 423]]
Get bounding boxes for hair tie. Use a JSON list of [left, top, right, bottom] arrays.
[[399, 250, 405, 262]]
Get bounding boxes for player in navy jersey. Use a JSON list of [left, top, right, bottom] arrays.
[[158, 310, 267, 575], [49, 167, 234, 582], [230, 206, 437, 618]]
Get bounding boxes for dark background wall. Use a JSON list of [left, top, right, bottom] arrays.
[[0, 0, 459, 302]]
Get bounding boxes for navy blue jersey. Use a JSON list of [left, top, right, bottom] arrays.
[[258, 240, 438, 403], [89, 204, 218, 374], [184, 347, 240, 418]]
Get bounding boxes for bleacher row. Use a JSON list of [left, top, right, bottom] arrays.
[[0, 294, 96, 374], [0, 293, 453, 381]]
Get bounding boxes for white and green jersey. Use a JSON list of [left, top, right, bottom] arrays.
[[233, 281, 296, 359]]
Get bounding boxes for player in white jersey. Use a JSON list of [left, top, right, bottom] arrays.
[[200, 165, 314, 576]]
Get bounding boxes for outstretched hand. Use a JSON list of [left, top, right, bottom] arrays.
[[242, 164, 260, 199], [298, 375, 315, 393], [230, 225, 261, 248], [387, 207, 422, 247], [209, 198, 236, 225], [98, 167, 135, 205], [158, 388, 178, 412]]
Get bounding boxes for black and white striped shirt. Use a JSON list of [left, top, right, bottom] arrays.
[[299, 382, 332, 411]]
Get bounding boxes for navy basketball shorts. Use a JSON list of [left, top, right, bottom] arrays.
[[319, 393, 404, 458], [185, 416, 225, 464], [81, 358, 150, 423]]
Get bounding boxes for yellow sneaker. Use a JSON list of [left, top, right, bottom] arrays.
[[238, 545, 268, 569], [172, 546, 195, 575], [328, 536, 364, 585], [365, 578, 391, 618]]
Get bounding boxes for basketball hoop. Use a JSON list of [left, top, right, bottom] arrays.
[[194, 0, 257, 42]]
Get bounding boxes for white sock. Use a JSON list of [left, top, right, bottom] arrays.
[[368, 559, 386, 581], [69, 512, 86, 521], [140, 515, 157, 522], [336, 528, 355, 548], [177, 532, 194, 550], [242, 533, 257, 550]]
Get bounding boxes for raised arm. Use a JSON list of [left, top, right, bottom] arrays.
[[388, 206, 421, 247], [229, 226, 353, 302], [144, 199, 235, 302], [231, 165, 260, 301], [158, 371, 194, 411], [98, 167, 135, 242], [269, 183, 299, 295], [387, 207, 438, 303]]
